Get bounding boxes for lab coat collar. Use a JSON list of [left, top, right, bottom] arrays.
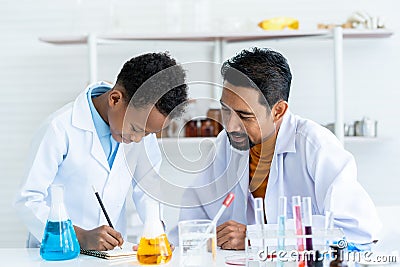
[[72, 81, 112, 132], [71, 82, 114, 172], [87, 87, 112, 138], [275, 109, 297, 155]]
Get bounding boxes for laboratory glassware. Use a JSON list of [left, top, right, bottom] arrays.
[[40, 184, 80, 261]]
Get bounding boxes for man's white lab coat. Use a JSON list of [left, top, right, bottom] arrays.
[[169, 110, 381, 246]]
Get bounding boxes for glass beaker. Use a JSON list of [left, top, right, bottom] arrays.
[[137, 199, 172, 265], [40, 184, 80, 261], [178, 219, 217, 267]]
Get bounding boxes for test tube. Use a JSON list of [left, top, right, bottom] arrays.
[[324, 210, 334, 252], [303, 197, 313, 267], [292, 196, 305, 267], [254, 198, 265, 225], [303, 197, 313, 251], [325, 211, 334, 230], [254, 198, 266, 266], [277, 196, 287, 252]]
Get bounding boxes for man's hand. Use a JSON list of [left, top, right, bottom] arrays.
[[74, 225, 124, 251], [216, 220, 246, 250]]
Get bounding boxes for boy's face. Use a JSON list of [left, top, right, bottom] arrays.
[[107, 88, 168, 144], [220, 81, 275, 150]]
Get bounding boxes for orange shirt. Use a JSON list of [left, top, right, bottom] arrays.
[[249, 134, 277, 199]]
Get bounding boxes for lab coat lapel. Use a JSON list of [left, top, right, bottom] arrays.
[[90, 134, 110, 172], [267, 110, 296, 189], [101, 146, 127, 224], [108, 143, 124, 175], [233, 164, 250, 224], [224, 140, 250, 224], [71, 83, 110, 172], [265, 110, 297, 222]]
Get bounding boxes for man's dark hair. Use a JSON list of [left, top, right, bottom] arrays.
[[116, 52, 188, 118], [221, 47, 292, 108]]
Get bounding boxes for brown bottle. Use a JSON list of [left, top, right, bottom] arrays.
[[185, 120, 198, 137], [206, 109, 223, 137], [329, 245, 348, 267], [201, 119, 214, 137]]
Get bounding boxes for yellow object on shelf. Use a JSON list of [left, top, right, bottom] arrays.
[[258, 17, 299, 30]]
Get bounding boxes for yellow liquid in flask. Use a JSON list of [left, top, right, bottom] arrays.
[[137, 233, 172, 265]]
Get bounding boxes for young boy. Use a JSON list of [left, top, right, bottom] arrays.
[[15, 52, 188, 250]]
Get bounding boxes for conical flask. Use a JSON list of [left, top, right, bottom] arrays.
[[137, 199, 172, 265], [40, 184, 80, 261]]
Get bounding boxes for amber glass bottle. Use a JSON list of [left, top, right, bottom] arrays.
[[185, 120, 198, 137], [201, 119, 214, 137], [206, 109, 223, 137]]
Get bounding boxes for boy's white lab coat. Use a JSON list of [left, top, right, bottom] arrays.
[[170, 110, 381, 245], [14, 82, 159, 245]]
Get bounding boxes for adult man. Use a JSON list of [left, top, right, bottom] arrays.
[[15, 52, 188, 250], [171, 48, 380, 250]]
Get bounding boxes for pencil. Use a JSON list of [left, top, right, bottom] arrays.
[[92, 185, 114, 228], [92, 185, 122, 249]]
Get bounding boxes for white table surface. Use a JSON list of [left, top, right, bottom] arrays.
[[1, 248, 399, 267], [0, 248, 242, 267]]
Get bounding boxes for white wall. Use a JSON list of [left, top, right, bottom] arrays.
[[1, 0, 399, 247]]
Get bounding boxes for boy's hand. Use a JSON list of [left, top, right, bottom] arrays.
[[216, 220, 246, 250], [74, 225, 124, 251]]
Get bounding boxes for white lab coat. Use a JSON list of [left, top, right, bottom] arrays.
[[169, 110, 381, 246], [14, 82, 160, 247]]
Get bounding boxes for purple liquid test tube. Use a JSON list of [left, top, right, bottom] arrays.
[[303, 197, 313, 267], [303, 197, 313, 251]]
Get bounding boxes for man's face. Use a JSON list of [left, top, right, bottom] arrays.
[[220, 81, 275, 150], [109, 103, 168, 144]]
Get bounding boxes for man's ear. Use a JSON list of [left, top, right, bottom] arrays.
[[108, 89, 124, 107], [272, 100, 288, 122]]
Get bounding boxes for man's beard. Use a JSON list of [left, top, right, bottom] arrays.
[[226, 130, 255, 151]]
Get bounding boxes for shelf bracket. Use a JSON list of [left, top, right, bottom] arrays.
[[212, 38, 225, 100], [333, 27, 344, 144], [88, 34, 98, 84]]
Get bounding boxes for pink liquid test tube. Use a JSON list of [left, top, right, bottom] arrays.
[[292, 196, 305, 267]]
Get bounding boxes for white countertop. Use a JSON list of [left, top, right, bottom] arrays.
[[0, 248, 242, 267], [2, 248, 399, 267], [2, 230, 399, 267]]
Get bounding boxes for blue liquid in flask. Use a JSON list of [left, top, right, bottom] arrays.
[[40, 219, 80, 261]]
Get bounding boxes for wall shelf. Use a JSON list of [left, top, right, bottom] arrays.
[[39, 29, 393, 144], [39, 29, 393, 45]]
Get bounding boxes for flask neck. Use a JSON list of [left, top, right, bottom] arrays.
[[142, 200, 165, 238], [48, 184, 69, 221]]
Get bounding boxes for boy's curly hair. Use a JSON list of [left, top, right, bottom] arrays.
[[116, 52, 188, 118]]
